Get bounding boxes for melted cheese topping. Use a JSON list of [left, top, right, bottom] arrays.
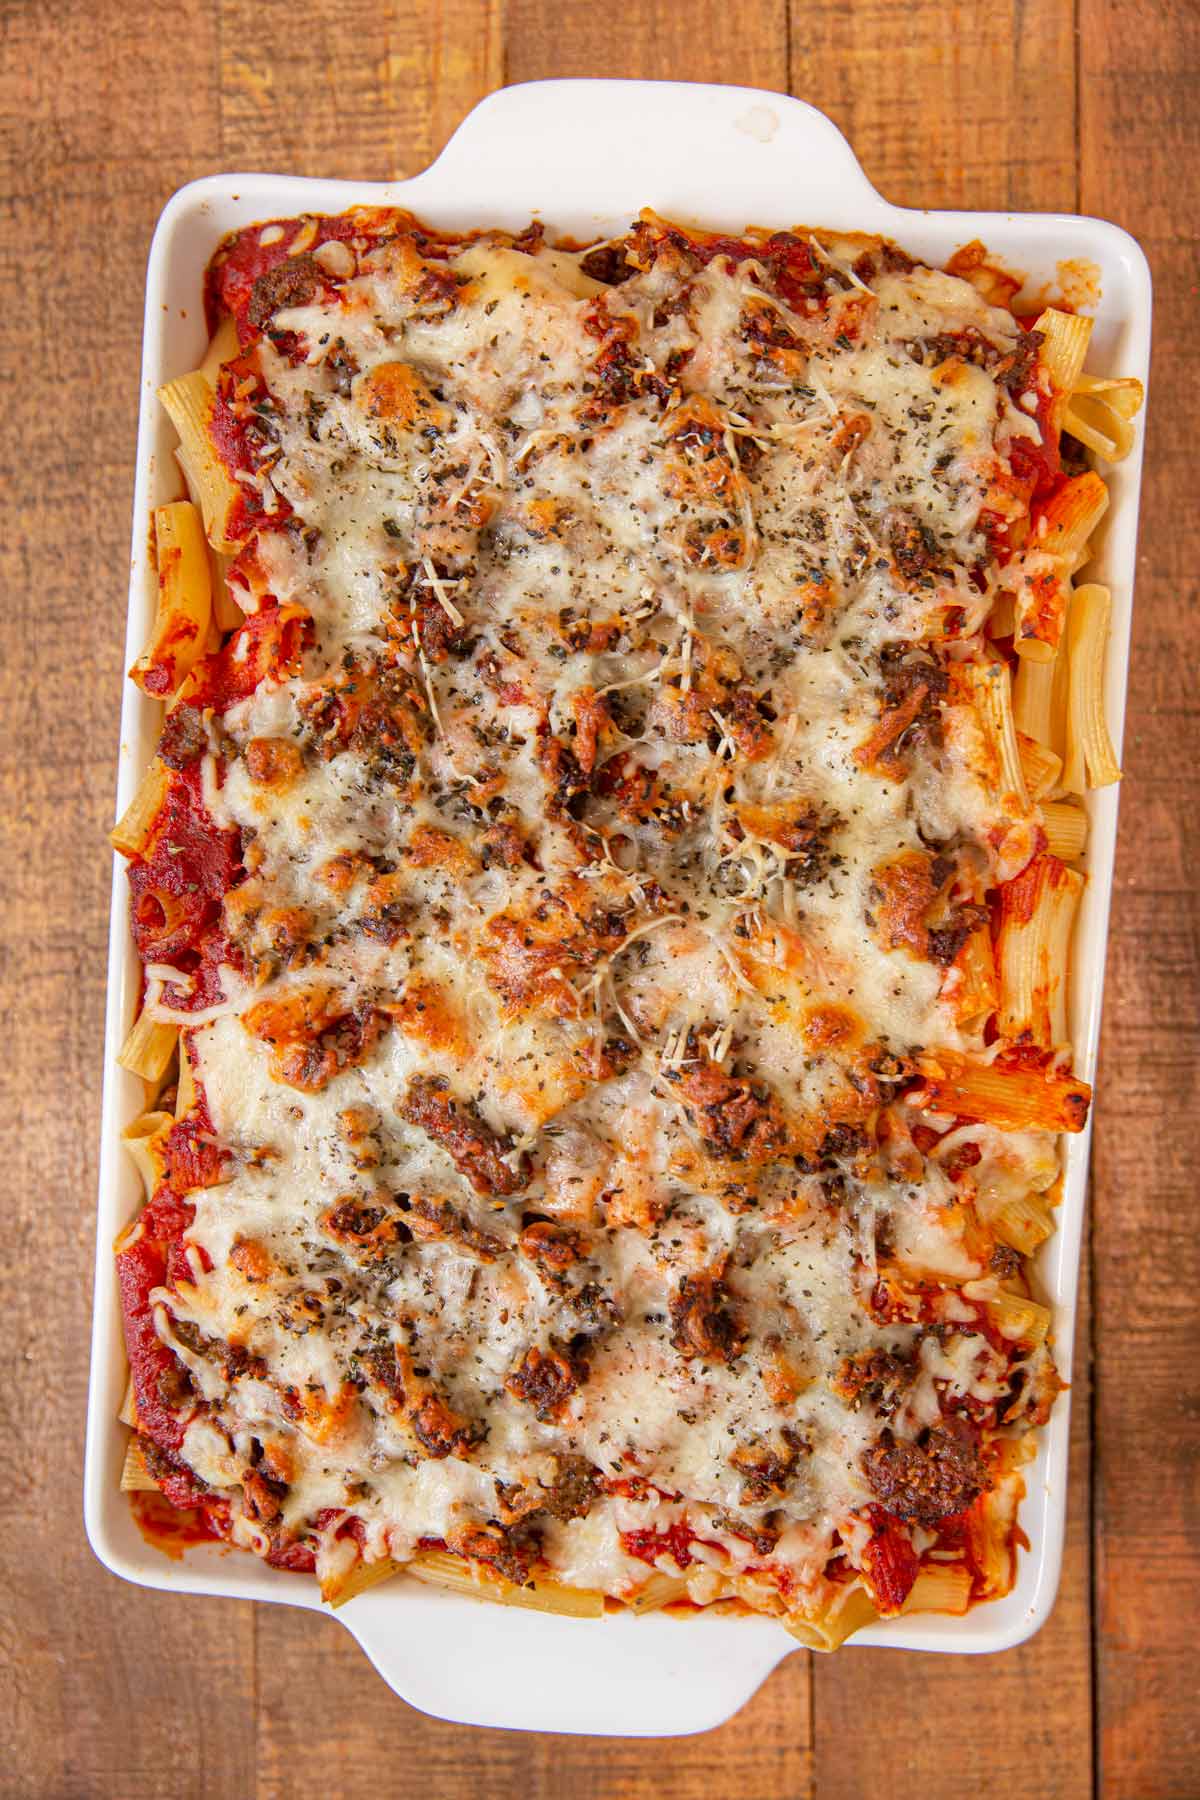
[[144, 215, 1067, 1621]]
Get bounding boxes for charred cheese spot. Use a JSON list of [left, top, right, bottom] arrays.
[[242, 986, 391, 1092], [229, 1237, 275, 1284], [244, 737, 305, 791], [505, 1342, 588, 1421], [354, 359, 449, 430]]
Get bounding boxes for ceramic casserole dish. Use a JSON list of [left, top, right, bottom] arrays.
[[86, 77, 1151, 1735]]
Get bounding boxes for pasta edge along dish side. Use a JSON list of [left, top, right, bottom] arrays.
[[108, 201, 1141, 1652]]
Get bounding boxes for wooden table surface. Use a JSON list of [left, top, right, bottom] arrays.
[[2, 0, 1196, 1793]]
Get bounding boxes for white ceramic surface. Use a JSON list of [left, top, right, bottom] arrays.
[[85, 78, 1152, 1736]]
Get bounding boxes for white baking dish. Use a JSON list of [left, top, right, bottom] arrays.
[[85, 78, 1151, 1736]]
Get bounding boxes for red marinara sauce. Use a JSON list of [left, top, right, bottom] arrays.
[[861, 1506, 921, 1612], [130, 1490, 228, 1559], [1008, 376, 1065, 504], [620, 1520, 702, 1569], [204, 210, 365, 340], [980, 370, 1066, 562], [127, 762, 244, 1009], [671, 226, 847, 320], [186, 601, 312, 715], [204, 206, 460, 340]]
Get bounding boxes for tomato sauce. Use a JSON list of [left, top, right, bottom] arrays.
[[1009, 420, 1063, 504], [620, 1520, 701, 1569], [187, 603, 312, 715], [132, 763, 239, 906], [127, 763, 244, 1007], [983, 372, 1067, 562], [209, 352, 293, 536], [690, 229, 817, 283], [130, 1490, 229, 1559], [162, 1109, 227, 1194], [116, 1179, 209, 1453], [205, 205, 464, 339], [924, 1496, 998, 1600], [205, 210, 364, 339], [862, 1510, 921, 1612], [265, 1537, 317, 1574], [117, 1229, 186, 1452]]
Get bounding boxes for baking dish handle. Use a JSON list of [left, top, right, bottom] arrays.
[[407, 79, 882, 228], [337, 1579, 795, 1735]]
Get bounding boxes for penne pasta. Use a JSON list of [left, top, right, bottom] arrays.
[[901, 1562, 973, 1616], [112, 1213, 146, 1257], [787, 1583, 880, 1652], [322, 1556, 403, 1609], [407, 1551, 605, 1618], [1013, 472, 1110, 661], [1037, 470, 1110, 563], [130, 502, 213, 697], [1072, 370, 1144, 423], [995, 852, 1084, 1047], [158, 370, 243, 554], [120, 1108, 175, 1198], [986, 1289, 1053, 1346], [118, 1375, 139, 1429], [209, 548, 245, 633], [947, 924, 999, 1028], [120, 1435, 160, 1493], [965, 1491, 1019, 1598], [1034, 307, 1094, 400], [1016, 730, 1063, 802], [1040, 799, 1089, 862], [987, 589, 1015, 639], [1012, 653, 1062, 758], [990, 1192, 1056, 1256], [1034, 311, 1143, 465], [953, 659, 1028, 808], [117, 1010, 179, 1084], [1064, 582, 1122, 790], [628, 1572, 691, 1614], [110, 758, 169, 858], [913, 1051, 1091, 1133], [1062, 372, 1144, 464], [199, 314, 240, 386]]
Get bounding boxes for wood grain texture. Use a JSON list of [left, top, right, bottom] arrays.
[[1079, 2, 1200, 1795], [788, 0, 1076, 210], [505, 0, 786, 87], [218, 0, 503, 179], [0, 0, 1194, 1794]]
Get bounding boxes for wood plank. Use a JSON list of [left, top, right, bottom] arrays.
[[504, 0, 786, 89], [1079, 2, 1200, 1794], [218, 0, 503, 181], [0, 2, 257, 1797], [218, 0, 403, 178], [789, 0, 1075, 209], [795, 4, 1095, 1793]]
